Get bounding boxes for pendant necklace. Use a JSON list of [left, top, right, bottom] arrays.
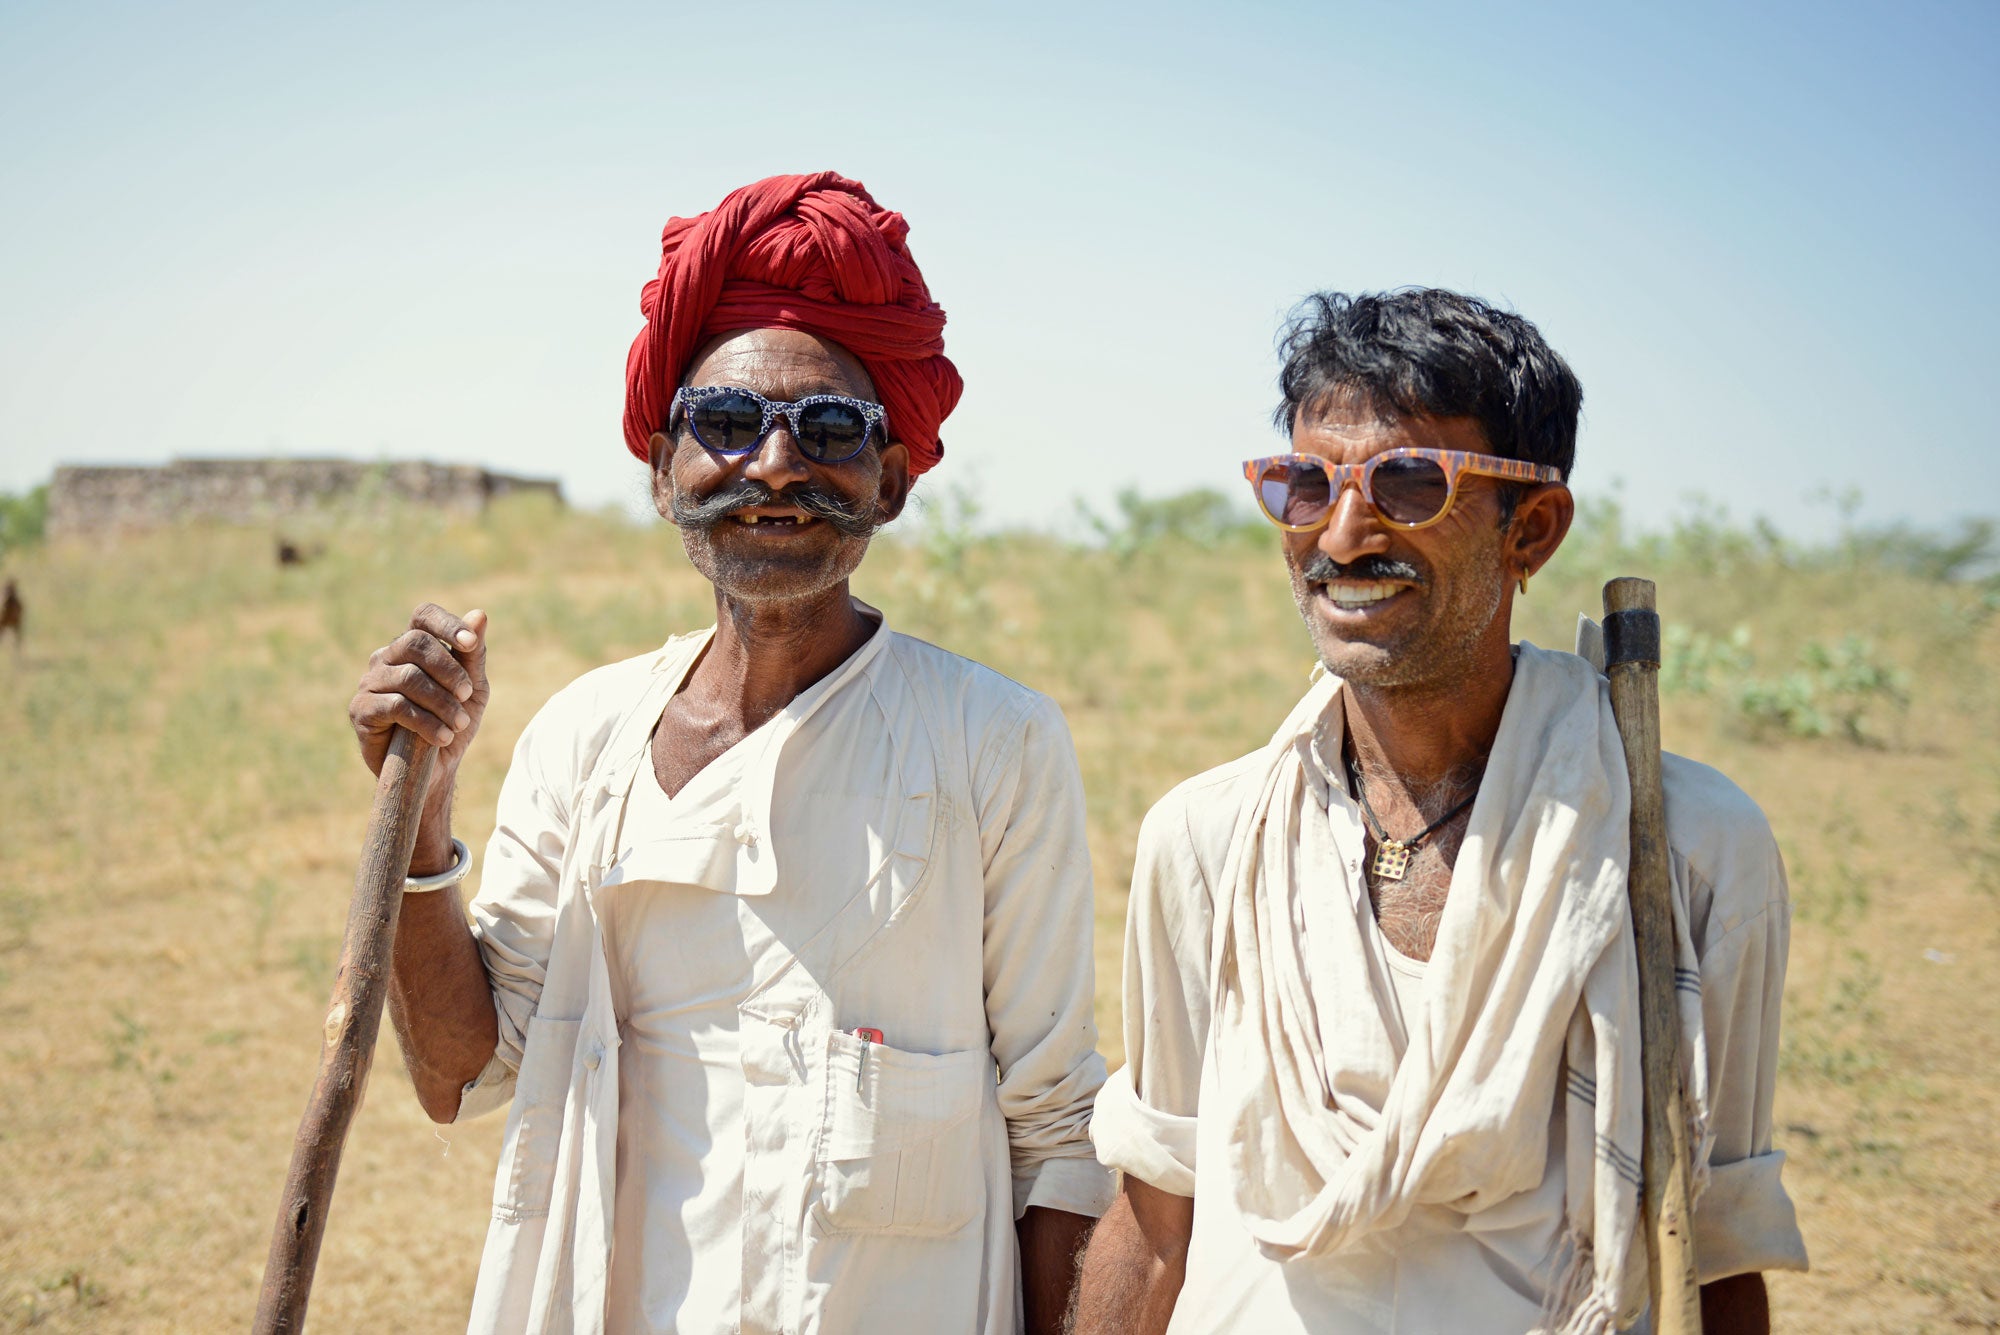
[[1347, 756, 1483, 881]]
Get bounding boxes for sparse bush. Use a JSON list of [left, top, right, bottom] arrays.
[[889, 481, 994, 649], [107, 1006, 181, 1115], [1834, 514, 2000, 584], [1075, 486, 1262, 560], [1661, 623, 1754, 696], [1934, 788, 2000, 900], [0, 484, 48, 557], [1734, 636, 1910, 744], [1785, 947, 1886, 1087], [1657, 622, 1909, 745]]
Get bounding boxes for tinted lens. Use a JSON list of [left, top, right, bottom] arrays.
[[687, 391, 767, 453], [1369, 455, 1452, 525], [1258, 460, 1332, 528], [794, 400, 871, 460]]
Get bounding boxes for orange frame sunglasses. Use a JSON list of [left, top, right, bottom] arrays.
[[1241, 449, 1566, 532]]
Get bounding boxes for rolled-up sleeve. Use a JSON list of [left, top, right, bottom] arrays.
[[1089, 783, 1215, 1198], [1679, 808, 1810, 1280], [976, 693, 1116, 1219], [455, 701, 574, 1122]]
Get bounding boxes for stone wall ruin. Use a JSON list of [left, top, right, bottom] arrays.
[[46, 458, 564, 535]]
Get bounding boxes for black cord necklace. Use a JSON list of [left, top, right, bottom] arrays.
[[1347, 756, 1482, 881]]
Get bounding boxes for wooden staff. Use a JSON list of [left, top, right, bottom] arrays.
[[1602, 577, 1702, 1333], [254, 728, 435, 1333]]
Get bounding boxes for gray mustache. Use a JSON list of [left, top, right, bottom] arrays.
[[671, 480, 879, 539], [1300, 553, 1422, 585]]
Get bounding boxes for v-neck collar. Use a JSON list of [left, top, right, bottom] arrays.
[[598, 599, 894, 898]]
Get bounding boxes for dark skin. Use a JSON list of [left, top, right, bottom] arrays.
[[348, 327, 1092, 1335], [644, 331, 895, 794], [349, 599, 499, 1125], [1072, 392, 1768, 1333], [1067, 1178, 1192, 1335]]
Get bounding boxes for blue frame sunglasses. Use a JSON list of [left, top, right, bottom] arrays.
[[669, 385, 889, 465]]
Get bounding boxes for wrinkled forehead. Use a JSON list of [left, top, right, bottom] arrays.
[[681, 327, 879, 402], [1291, 387, 1490, 461]]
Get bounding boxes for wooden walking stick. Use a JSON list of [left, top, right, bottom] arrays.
[[254, 728, 435, 1333], [1602, 578, 1703, 1334]]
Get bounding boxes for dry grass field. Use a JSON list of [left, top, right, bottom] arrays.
[[1, 493, 1995, 1332]]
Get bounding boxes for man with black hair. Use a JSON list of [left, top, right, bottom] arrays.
[[1074, 290, 1806, 1334]]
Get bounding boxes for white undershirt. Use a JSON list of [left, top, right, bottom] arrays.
[[601, 736, 781, 1333], [1165, 725, 1565, 1333]]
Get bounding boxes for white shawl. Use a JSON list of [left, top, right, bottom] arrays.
[[1211, 645, 1711, 1333]]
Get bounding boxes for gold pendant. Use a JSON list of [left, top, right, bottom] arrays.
[[1371, 840, 1412, 880]]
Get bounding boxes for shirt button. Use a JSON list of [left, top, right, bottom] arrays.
[[734, 823, 758, 845], [583, 1047, 602, 1071]]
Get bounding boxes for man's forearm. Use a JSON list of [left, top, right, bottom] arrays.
[[1018, 1206, 1095, 1335], [1070, 1181, 1192, 1335], [1700, 1272, 1770, 1335], [386, 873, 499, 1124]]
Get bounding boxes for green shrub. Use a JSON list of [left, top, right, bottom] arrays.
[[1075, 486, 1262, 559], [1661, 623, 1754, 696], [1734, 636, 1910, 744], [0, 484, 48, 557]]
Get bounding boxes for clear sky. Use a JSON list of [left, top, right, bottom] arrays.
[[3, 0, 1994, 538]]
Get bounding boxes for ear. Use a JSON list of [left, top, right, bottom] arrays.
[[649, 432, 678, 525], [872, 441, 913, 526], [1506, 483, 1574, 585]]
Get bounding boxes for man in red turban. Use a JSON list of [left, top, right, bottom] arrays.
[[347, 173, 1111, 1335], [623, 170, 963, 477]]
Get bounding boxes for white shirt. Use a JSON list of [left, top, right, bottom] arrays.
[[455, 609, 1115, 1334], [1093, 666, 1809, 1334], [601, 742, 782, 1331]]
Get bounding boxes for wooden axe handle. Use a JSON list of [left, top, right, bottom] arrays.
[[253, 727, 435, 1333], [1603, 577, 1703, 1333]]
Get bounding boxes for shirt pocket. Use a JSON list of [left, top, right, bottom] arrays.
[[494, 1013, 582, 1219], [812, 1030, 989, 1238]]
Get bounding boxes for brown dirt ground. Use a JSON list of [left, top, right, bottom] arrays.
[[1, 510, 1994, 1331]]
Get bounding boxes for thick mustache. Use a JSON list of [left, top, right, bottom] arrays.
[[1300, 553, 1422, 585], [671, 479, 878, 539]]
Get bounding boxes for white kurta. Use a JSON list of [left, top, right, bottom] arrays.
[[1092, 654, 1809, 1334], [600, 743, 783, 1331], [455, 609, 1115, 1334]]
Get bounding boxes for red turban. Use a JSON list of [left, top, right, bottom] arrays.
[[623, 171, 963, 477]]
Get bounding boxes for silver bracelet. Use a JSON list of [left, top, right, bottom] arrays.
[[405, 837, 472, 893]]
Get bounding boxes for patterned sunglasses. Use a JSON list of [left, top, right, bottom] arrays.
[[1242, 449, 1565, 532], [670, 386, 888, 465]]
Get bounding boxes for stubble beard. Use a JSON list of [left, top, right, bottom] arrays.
[[678, 522, 873, 605], [1291, 551, 1510, 693], [669, 472, 882, 606]]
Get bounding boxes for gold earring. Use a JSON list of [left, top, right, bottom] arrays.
[[1518, 571, 1530, 596]]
